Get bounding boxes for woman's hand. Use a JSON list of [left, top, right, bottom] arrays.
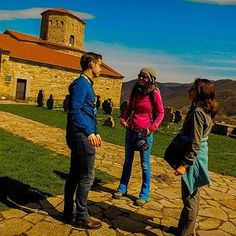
[[174, 165, 187, 176], [121, 121, 129, 128], [146, 128, 151, 136]]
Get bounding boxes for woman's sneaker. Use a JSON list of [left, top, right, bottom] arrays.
[[135, 199, 147, 206], [113, 191, 124, 199]]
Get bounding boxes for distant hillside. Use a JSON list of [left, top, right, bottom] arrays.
[[121, 79, 236, 124]]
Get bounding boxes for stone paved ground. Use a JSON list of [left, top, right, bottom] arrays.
[[0, 111, 235, 236]]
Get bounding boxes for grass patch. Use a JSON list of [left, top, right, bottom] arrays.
[[0, 104, 67, 129], [0, 104, 236, 177], [0, 128, 116, 211]]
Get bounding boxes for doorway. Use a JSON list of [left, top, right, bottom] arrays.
[[15, 79, 27, 101]]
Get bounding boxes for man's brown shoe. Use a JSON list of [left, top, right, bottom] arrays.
[[78, 216, 102, 229]]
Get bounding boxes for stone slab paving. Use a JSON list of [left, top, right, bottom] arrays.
[[0, 111, 235, 236]]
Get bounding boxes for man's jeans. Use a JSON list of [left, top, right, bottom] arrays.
[[118, 129, 153, 201], [64, 132, 95, 220]]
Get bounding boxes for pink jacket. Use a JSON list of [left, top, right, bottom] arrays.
[[120, 89, 164, 132]]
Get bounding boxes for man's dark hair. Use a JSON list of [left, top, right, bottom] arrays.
[[80, 52, 102, 71]]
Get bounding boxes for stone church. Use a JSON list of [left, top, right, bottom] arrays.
[[0, 8, 123, 106]]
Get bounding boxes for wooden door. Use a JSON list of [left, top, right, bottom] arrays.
[[15, 79, 27, 100]]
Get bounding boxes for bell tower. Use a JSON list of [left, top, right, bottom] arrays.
[[40, 8, 85, 50]]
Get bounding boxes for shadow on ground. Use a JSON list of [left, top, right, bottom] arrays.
[[54, 170, 171, 234], [0, 176, 60, 218], [53, 170, 109, 189]]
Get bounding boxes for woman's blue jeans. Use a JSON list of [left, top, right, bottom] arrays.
[[118, 129, 153, 201]]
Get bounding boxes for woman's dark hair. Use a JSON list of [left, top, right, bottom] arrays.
[[192, 78, 219, 118], [80, 52, 102, 71]]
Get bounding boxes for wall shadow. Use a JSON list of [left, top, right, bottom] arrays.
[[0, 176, 60, 218]]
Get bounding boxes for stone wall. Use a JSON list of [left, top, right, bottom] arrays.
[[93, 76, 123, 107], [211, 123, 236, 136], [0, 54, 122, 107], [40, 13, 84, 50], [43, 46, 84, 57], [0, 53, 13, 100]]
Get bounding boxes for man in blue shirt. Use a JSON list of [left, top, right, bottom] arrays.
[[63, 52, 103, 229]]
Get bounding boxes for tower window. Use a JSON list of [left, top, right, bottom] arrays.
[[69, 35, 75, 46]]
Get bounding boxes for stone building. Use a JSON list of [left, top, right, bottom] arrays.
[[0, 8, 123, 106]]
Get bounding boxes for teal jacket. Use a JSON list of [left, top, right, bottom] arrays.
[[181, 106, 212, 194], [182, 137, 211, 194]]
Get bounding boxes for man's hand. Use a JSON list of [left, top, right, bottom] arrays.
[[174, 165, 187, 176], [96, 134, 102, 147], [88, 133, 99, 147], [88, 133, 102, 147]]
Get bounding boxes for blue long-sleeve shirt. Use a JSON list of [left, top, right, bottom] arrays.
[[66, 74, 98, 137]]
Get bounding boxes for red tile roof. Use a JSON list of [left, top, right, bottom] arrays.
[[5, 30, 42, 43], [41, 8, 85, 25], [0, 31, 123, 78], [5, 30, 85, 53]]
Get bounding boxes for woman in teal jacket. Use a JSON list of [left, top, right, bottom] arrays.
[[171, 78, 219, 236]]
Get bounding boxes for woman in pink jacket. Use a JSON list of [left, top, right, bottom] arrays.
[[114, 67, 164, 206]]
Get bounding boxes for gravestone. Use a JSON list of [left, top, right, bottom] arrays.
[[102, 99, 113, 115], [103, 116, 115, 128], [63, 94, 70, 113], [96, 95, 101, 110], [174, 109, 182, 123], [46, 94, 54, 110], [120, 100, 128, 117], [163, 107, 175, 126], [37, 90, 44, 107]]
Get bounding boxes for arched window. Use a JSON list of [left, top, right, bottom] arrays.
[[61, 21, 64, 27], [69, 35, 75, 46]]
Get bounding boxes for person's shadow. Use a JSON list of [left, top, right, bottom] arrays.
[[54, 170, 171, 235], [0, 176, 61, 219]]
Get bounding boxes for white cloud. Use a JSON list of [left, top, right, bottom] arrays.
[[186, 0, 236, 5], [0, 8, 94, 21], [85, 41, 236, 83], [205, 59, 236, 65]]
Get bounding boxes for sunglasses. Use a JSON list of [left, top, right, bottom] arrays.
[[138, 74, 149, 81]]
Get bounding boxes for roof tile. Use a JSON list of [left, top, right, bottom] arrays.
[[0, 31, 123, 78]]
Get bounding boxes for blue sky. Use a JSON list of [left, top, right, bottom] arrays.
[[0, 0, 236, 83]]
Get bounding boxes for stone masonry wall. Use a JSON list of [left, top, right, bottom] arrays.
[[0, 55, 122, 107], [41, 13, 84, 50], [93, 76, 123, 106]]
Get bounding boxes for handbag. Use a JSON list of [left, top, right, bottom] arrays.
[[130, 129, 148, 151], [164, 133, 191, 170]]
